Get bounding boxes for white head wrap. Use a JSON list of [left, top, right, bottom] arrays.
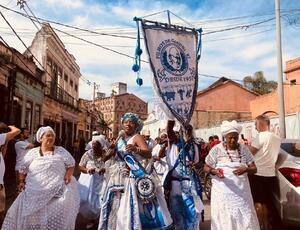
[[91, 135, 109, 150], [36, 126, 55, 143], [92, 131, 100, 136], [221, 120, 243, 136]]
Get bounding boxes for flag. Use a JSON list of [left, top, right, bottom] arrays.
[[142, 22, 199, 126]]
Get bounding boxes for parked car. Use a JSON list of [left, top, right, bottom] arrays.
[[273, 139, 300, 227]]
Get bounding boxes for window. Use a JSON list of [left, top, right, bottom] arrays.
[[35, 104, 41, 131], [12, 96, 22, 128], [290, 79, 296, 86], [47, 57, 52, 67], [70, 80, 73, 87], [281, 142, 300, 157], [25, 101, 33, 132], [58, 68, 62, 79], [64, 74, 68, 82], [75, 84, 78, 92]]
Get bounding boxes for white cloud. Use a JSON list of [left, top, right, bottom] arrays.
[[1, 0, 300, 108], [238, 42, 275, 60], [44, 0, 83, 9]]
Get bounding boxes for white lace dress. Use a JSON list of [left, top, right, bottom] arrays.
[[77, 150, 105, 220], [205, 143, 260, 230], [2, 146, 80, 230]]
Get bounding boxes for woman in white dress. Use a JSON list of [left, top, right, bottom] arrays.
[[77, 136, 107, 225], [2, 126, 80, 230], [204, 120, 260, 230], [99, 113, 173, 230]]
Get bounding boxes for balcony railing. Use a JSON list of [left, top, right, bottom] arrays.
[[45, 81, 78, 109]]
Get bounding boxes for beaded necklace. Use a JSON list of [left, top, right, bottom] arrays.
[[91, 150, 103, 169], [223, 143, 242, 163]]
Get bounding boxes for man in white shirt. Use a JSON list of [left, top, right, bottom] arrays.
[[248, 115, 281, 230], [15, 128, 34, 177], [0, 123, 20, 221]]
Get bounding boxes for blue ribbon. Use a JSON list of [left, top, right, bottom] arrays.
[[196, 28, 203, 61]]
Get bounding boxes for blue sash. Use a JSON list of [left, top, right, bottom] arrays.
[[116, 138, 146, 178], [177, 138, 203, 198], [116, 139, 171, 229]]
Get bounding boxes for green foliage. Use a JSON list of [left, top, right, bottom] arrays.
[[243, 71, 278, 95], [96, 111, 113, 135]]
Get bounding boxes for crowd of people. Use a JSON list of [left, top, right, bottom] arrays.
[[0, 113, 280, 230]]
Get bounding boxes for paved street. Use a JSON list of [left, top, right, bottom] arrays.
[[199, 196, 211, 230]]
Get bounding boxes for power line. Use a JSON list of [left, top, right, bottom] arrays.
[[20, 1, 96, 87], [141, 10, 167, 19], [204, 28, 274, 43], [202, 17, 276, 35], [0, 35, 37, 78], [0, 9, 79, 90], [2, 4, 296, 40], [52, 26, 147, 62], [190, 8, 300, 25], [0, 4, 138, 40], [169, 11, 195, 27], [1, 3, 148, 63], [198, 73, 300, 86]]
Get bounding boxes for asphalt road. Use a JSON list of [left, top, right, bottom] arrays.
[[199, 196, 211, 230], [2, 176, 298, 230]]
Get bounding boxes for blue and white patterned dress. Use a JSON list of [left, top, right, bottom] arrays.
[[98, 135, 173, 230], [166, 140, 204, 230]]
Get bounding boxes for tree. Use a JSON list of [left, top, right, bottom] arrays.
[[96, 111, 113, 136], [243, 71, 278, 95]]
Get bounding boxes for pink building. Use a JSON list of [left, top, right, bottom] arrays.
[[250, 57, 300, 118], [192, 77, 258, 128]]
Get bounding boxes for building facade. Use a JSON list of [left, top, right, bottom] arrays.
[[26, 23, 81, 150], [0, 41, 44, 135], [192, 77, 258, 129], [77, 99, 92, 141], [250, 57, 300, 118], [94, 92, 148, 138]]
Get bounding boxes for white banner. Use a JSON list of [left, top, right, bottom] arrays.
[[142, 23, 199, 126]]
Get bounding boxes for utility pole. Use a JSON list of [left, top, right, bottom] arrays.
[[275, 0, 286, 138]]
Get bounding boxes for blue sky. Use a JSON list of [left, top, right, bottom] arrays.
[[1, 0, 300, 112]]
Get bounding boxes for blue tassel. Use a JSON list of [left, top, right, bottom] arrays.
[[133, 17, 143, 86], [136, 48, 143, 56], [132, 64, 140, 72], [136, 78, 143, 86]]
